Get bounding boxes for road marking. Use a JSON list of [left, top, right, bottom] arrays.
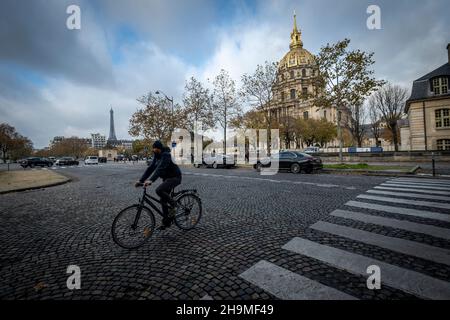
[[374, 186, 450, 196], [382, 183, 450, 191], [346, 201, 450, 222], [239, 260, 356, 300], [282, 238, 450, 300], [393, 178, 450, 186], [330, 209, 450, 240], [367, 189, 450, 201], [357, 194, 450, 210], [183, 171, 345, 189], [310, 221, 450, 266]]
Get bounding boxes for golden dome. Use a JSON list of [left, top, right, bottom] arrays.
[[279, 47, 315, 69], [279, 11, 316, 69]]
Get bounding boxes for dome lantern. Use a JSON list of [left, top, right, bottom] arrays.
[[290, 10, 303, 49]]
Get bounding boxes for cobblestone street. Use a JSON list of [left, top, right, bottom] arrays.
[[1, 163, 449, 300]]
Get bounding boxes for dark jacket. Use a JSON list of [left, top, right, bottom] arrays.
[[139, 148, 181, 183]]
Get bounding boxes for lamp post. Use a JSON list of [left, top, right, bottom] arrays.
[[155, 90, 175, 151], [155, 90, 174, 130]]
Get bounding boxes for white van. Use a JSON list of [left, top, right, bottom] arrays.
[[85, 156, 99, 165]]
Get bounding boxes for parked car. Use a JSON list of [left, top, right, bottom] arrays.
[[85, 156, 99, 165], [19, 157, 53, 168], [55, 157, 79, 166], [146, 156, 153, 166], [49, 157, 56, 161], [98, 157, 107, 163], [194, 154, 236, 169], [303, 147, 320, 154], [254, 151, 323, 174]]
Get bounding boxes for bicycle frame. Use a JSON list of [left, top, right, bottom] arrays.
[[132, 186, 198, 229]]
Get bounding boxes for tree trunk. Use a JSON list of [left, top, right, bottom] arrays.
[[392, 124, 399, 152]]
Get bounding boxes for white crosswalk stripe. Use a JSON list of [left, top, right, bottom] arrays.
[[310, 221, 450, 266], [374, 186, 450, 196], [357, 194, 450, 209], [282, 238, 450, 300], [390, 178, 450, 186], [382, 183, 450, 191], [239, 177, 450, 300], [346, 200, 450, 222], [330, 209, 450, 240], [239, 260, 357, 300], [367, 189, 450, 201]]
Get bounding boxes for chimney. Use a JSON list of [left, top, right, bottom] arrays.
[[447, 43, 450, 64]]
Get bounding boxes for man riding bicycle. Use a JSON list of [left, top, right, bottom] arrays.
[[135, 140, 182, 230]]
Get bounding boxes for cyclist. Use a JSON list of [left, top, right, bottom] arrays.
[[135, 140, 182, 230]]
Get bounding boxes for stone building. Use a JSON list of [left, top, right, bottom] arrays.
[[270, 13, 343, 148], [402, 44, 450, 151]]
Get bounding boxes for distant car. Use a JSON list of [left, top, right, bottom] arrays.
[[55, 157, 79, 166], [194, 154, 236, 169], [98, 157, 107, 163], [146, 157, 153, 166], [19, 157, 53, 168], [49, 157, 56, 161], [303, 147, 320, 154], [254, 151, 323, 174], [85, 156, 99, 165]]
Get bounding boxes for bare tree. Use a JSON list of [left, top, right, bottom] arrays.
[[368, 100, 382, 147], [240, 61, 278, 152], [211, 69, 241, 154], [347, 102, 368, 147], [369, 83, 408, 151], [182, 76, 214, 132]]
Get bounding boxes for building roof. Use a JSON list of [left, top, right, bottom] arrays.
[[405, 62, 450, 111]]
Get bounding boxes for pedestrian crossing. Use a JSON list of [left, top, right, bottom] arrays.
[[239, 177, 450, 300]]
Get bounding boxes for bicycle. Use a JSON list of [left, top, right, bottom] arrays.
[[111, 185, 202, 249]]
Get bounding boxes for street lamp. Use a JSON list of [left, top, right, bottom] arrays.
[[155, 90, 175, 148]]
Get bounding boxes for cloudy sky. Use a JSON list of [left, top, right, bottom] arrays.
[[0, 0, 449, 148]]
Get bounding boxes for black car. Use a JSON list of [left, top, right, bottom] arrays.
[[193, 154, 236, 169], [55, 157, 79, 166], [20, 157, 54, 168], [254, 151, 323, 174], [98, 157, 107, 163]]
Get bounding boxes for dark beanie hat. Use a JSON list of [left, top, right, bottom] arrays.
[[152, 140, 163, 150]]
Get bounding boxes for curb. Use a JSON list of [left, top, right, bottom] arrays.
[[0, 177, 72, 195]]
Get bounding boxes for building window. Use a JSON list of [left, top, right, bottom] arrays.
[[302, 69, 306, 77], [280, 91, 285, 102], [323, 110, 327, 119], [303, 111, 309, 119], [432, 77, 448, 95], [435, 108, 450, 128], [437, 139, 450, 150], [290, 89, 296, 100], [302, 87, 308, 96], [290, 70, 295, 79]]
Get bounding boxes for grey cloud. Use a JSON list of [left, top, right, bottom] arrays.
[[0, 0, 114, 87]]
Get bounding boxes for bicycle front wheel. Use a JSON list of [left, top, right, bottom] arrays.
[[174, 193, 202, 230], [111, 205, 155, 249]]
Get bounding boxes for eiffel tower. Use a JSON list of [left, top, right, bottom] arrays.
[[107, 107, 118, 146]]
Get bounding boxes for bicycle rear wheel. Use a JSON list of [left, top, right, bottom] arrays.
[[111, 205, 155, 249], [174, 193, 202, 230]]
